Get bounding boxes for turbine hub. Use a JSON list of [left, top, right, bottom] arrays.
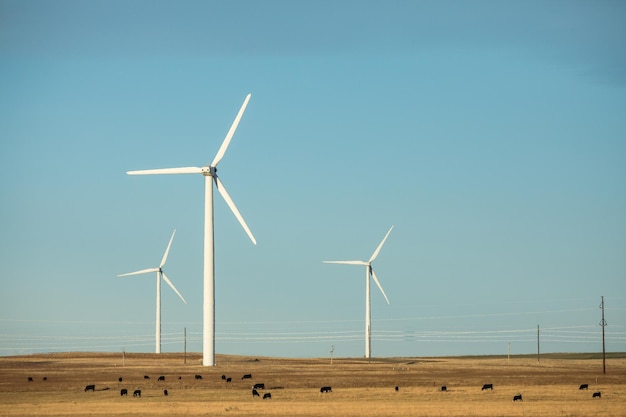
[[202, 166, 217, 177]]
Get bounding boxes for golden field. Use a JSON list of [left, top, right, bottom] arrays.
[[0, 352, 624, 416]]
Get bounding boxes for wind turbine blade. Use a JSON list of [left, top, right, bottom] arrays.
[[117, 267, 159, 277], [370, 268, 390, 304], [211, 93, 251, 167], [214, 176, 257, 245], [323, 260, 367, 265], [160, 229, 176, 268], [369, 225, 394, 263], [161, 272, 187, 304], [127, 167, 203, 175]]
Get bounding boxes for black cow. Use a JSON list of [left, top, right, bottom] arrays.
[[252, 389, 260, 397], [221, 374, 226, 380], [441, 386, 447, 392], [164, 389, 168, 396], [195, 374, 203, 380], [579, 383, 588, 390], [42, 377, 47, 381], [226, 377, 232, 383], [253, 383, 265, 390], [263, 393, 272, 400], [481, 384, 493, 391], [120, 389, 128, 396], [592, 391, 601, 398], [158, 376, 165, 381], [320, 386, 332, 393], [144, 375, 150, 380], [84, 384, 95, 392], [28, 377, 33, 382], [118, 377, 123, 383], [133, 390, 141, 397], [395, 386, 399, 392], [513, 394, 523, 401], [242, 374, 252, 380]]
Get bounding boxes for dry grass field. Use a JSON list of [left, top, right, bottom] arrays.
[[0, 352, 624, 417]]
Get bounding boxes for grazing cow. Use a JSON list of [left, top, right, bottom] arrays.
[[579, 383, 588, 390], [221, 375, 226, 380], [592, 391, 601, 398], [120, 389, 128, 396], [263, 393, 272, 400], [195, 374, 203, 380], [253, 383, 265, 390], [28, 377, 33, 382], [242, 374, 252, 380], [158, 376, 165, 382], [513, 394, 523, 402], [43, 377, 47, 381], [320, 386, 332, 393], [133, 390, 141, 397], [164, 389, 168, 396], [226, 377, 232, 383], [84, 384, 95, 392], [118, 377, 123, 383], [144, 375, 150, 380], [395, 386, 399, 392], [252, 389, 260, 397], [441, 386, 447, 392], [481, 384, 493, 391]]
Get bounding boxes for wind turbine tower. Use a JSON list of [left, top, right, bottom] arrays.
[[125, 94, 256, 366], [324, 225, 394, 358]]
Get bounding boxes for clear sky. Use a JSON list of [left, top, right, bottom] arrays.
[[1, 0, 625, 359]]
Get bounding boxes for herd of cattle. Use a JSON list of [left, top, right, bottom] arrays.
[[74, 372, 292, 400], [28, 373, 604, 401]]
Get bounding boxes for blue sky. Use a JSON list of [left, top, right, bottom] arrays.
[[1, 0, 625, 359]]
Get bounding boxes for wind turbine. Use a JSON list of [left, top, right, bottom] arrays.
[[125, 94, 256, 366], [118, 229, 187, 354], [323, 225, 394, 359]]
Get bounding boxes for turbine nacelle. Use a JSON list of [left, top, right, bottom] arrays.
[[201, 166, 218, 177]]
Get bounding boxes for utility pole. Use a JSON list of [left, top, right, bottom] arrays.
[[600, 296, 607, 375], [184, 327, 187, 365], [330, 345, 335, 365], [537, 325, 540, 362], [507, 342, 510, 364]]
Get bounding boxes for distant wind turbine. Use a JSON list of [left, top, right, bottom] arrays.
[[125, 94, 256, 366], [324, 225, 394, 359], [118, 229, 187, 354]]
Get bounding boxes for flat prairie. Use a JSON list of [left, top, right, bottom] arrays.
[[0, 352, 624, 417]]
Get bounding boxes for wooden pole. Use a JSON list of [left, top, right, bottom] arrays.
[[537, 325, 540, 362], [507, 342, 510, 364], [600, 296, 606, 375]]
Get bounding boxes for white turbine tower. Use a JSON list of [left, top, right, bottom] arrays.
[[125, 94, 256, 366], [118, 229, 187, 354], [323, 225, 394, 359]]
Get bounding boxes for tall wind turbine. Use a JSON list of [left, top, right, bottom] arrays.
[[118, 229, 187, 354], [324, 225, 394, 359], [125, 94, 256, 366]]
